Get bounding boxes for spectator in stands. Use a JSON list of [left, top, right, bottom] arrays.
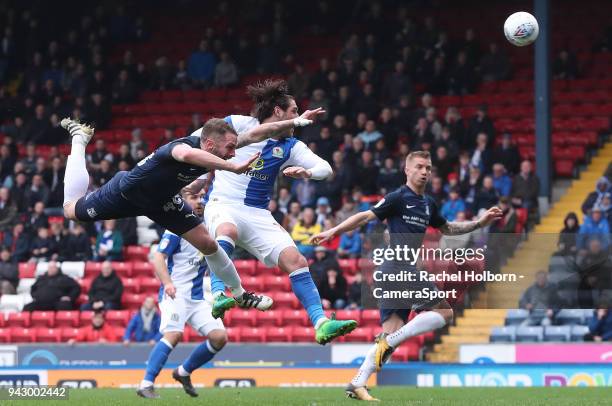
[[129, 129, 148, 160], [27, 201, 49, 234], [338, 229, 362, 259], [511, 160, 540, 213], [466, 106, 495, 149], [470, 132, 492, 174], [150, 56, 175, 90], [116, 217, 138, 246], [0, 247, 18, 294], [85, 93, 111, 130], [556, 212, 580, 256], [553, 49, 578, 80], [10, 171, 28, 213], [24, 261, 80, 311], [95, 220, 124, 262], [577, 238, 612, 307], [25, 174, 50, 208], [315, 197, 332, 226], [448, 51, 476, 95], [492, 163, 512, 197], [320, 218, 341, 251], [441, 187, 466, 222], [411, 117, 434, 150], [291, 207, 321, 258], [173, 59, 190, 90], [492, 133, 521, 175], [268, 199, 285, 227], [82, 261, 123, 311], [43, 157, 65, 207], [123, 296, 162, 345], [433, 145, 454, 182], [347, 272, 363, 309], [68, 311, 118, 344], [480, 42, 510, 82], [88, 139, 113, 171], [186, 113, 203, 136], [30, 227, 56, 262], [284, 201, 301, 231], [577, 205, 610, 251], [49, 222, 69, 261], [335, 197, 359, 224], [382, 61, 413, 104], [428, 176, 447, 207], [474, 175, 499, 214], [586, 307, 612, 342], [0, 187, 17, 231], [112, 69, 137, 104], [582, 177, 610, 215], [519, 270, 559, 326], [187, 40, 216, 87], [377, 157, 403, 194], [294, 178, 316, 207], [310, 246, 341, 284], [65, 224, 91, 261], [436, 126, 460, 162], [287, 64, 310, 101], [355, 151, 379, 195], [318, 267, 348, 310], [214, 52, 238, 87]]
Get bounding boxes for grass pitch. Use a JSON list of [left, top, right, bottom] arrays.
[[4, 387, 612, 405]]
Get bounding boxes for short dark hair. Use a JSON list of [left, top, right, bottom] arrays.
[[247, 79, 294, 122], [201, 118, 237, 141]]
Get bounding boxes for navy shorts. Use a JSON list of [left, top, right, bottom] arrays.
[[75, 171, 201, 235], [376, 262, 443, 325]]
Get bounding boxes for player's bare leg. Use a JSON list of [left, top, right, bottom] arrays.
[[61, 118, 94, 221], [182, 224, 272, 318], [278, 247, 357, 344]]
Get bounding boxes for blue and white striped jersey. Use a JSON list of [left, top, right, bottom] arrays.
[[156, 231, 206, 301], [191, 115, 327, 209]]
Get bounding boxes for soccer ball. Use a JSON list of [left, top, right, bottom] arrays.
[[504, 12, 539, 47]]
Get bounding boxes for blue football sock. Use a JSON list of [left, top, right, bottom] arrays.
[[210, 237, 234, 296], [289, 267, 325, 327], [182, 340, 218, 373], [144, 338, 173, 382]]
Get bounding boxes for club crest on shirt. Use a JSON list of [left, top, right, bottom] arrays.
[[86, 207, 97, 218], [159, 238, 169, 250], [425, 203, 430, 216], [272, 146, 284, 158]]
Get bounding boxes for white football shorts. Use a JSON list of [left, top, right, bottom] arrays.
[[159, 296, 224, 335]]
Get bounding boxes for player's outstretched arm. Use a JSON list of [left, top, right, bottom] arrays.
[[439, 206, 503, 235], [310, 210, 378, 245], [172, 143, 260, 173], [152, 251, 176, 299], [236, 108, 326, 148], [282, 140, 333, 180]]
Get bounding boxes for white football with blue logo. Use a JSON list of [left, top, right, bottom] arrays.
[[504, 11, 539, 47]]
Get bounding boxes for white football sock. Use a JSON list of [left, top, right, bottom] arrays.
[[204, 246, 245, 297], [63, 154, 90, 206], [386, 311, 446, 348], [139, 379, 154, 389], [177, 365, 190, 377], [351, 344, 377, 387]]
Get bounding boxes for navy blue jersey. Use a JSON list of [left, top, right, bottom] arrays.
[[118, 135, 209, 207], [371, 185, 447, 247]]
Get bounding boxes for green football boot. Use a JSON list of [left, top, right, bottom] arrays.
[[315, 313, 358, 345], [211, 293, 237, 319]]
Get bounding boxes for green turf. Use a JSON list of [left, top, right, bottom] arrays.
[[3, 387, 612, 405]]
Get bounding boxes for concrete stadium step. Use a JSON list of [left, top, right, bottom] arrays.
[[441, 335, 489, 344], [462, 309, 508, 318], [456, 317, 505, 327], [449, 326, 493, 335], [427, 352, 459, 362]]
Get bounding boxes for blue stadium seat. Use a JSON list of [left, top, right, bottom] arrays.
[[505, 309, 529, 326], [548, 256, 570, 273], [490, 326, 517, 342], [570, 325, 590, 341], [515, 326, 544, 342], [544, 326, 571, 341], [555, 309, 585, 325]]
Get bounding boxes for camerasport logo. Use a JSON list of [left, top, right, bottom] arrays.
[[57, 379, 97, 388], [214, 378, 256, 387]]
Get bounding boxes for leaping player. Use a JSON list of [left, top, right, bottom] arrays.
[[188, 80, 357, 344], [311, 151, 502, 400], [61, 115, 317, 316]]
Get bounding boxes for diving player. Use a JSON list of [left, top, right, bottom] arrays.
[[311, 151, 502, 400], [188, 80, 357, 344], [61, 116, 315, 314], [137, 189, 224, 399]]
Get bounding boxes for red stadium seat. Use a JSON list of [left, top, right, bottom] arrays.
[[61, 328, 80, 341], [291, 326, 315, 342], [124, 246, 149, 261], [282, 309, 309, 327], [184, 325, 196, 342], [265, 326, 292, 342], [84, 262, 103, 276], [8, 312, 30, 327], [131, 262, 153, 278], [256, 310, 282, 327], [30, 311, 55, 328], [122, 293, 146, 310], [343, 327, 372, 343], [139, 276, 160, 294], [18, 262, 36, 278], [0, 328, 11, 342], [555, 160, 575, 177], [334, 310, 362, 326], [79, 311, 94, 327], [256, 262, 283, 276], [241, 276, 263, 292], [234, 259, 257, 276], [391, 341, 421, 361], [338, 259, 357, 274], [225, 327, 241, 343], [241, 327, 266, 343], [36, 328, 61, 343], [79, 278, 93, 294], [11, 327, 35, 343], [262, 275, 290, 292], [122, 278, 140, 294], [228, 309, 256, 327], [55, 311, 79, 328], [361, 310, 380, 327], [111, 261, 133, 278], [270, 292, 299, 309], [106, 310, 130, 327]]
